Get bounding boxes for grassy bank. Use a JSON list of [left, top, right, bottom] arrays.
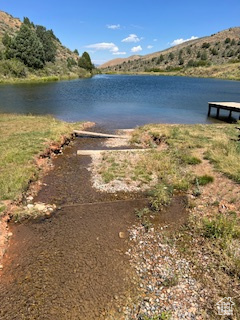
[[0, 114, 81, 201], [0, 70, 92, 85], [105, 62, 240, 81]]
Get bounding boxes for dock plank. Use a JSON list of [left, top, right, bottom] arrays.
[[77, 149, 151, 156], [74, 130, 128, 139]]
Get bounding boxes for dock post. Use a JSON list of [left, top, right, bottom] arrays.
[[228, 110, 232, 118], [216, 107, 220, 119], [208, 104, 211, 116]]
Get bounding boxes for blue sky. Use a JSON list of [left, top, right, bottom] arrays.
[[1, 0, 240, 65]]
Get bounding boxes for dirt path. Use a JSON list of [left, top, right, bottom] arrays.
[[0, 132, 146, 319]]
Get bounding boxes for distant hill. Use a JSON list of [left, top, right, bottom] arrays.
[[100, 27, 240, 80], [0, 11, 95, 82], [99, 55, 141, 69]]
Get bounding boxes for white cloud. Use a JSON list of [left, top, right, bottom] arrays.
[[107, 24, 120, 30], [113, 51, 127, 55], [85, 42, 119, 53], [153, 39, 158, 42], [131, 45, 142, 53], [171, 36, 198, 46], [122, 34, 141, 43], [147, 45, 153, 49]]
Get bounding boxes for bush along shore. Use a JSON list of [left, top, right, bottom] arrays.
[[89, 123, 240, 319]]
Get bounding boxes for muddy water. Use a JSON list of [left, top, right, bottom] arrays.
[[0, 135, 147, 319]]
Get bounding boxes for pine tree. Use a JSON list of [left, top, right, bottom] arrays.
[[8, 24, 45, 68], [78, 52, 93, 71], [36, 25, 56, 62]]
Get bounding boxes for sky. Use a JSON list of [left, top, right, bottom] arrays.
[[1, 0, 240, 65]]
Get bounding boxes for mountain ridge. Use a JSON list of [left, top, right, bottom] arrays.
[[99, 27, 240, 78]]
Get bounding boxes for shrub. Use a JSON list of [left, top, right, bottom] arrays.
[[202, 42, 210, 49], [0, 59, 27, 78], [168, 52, 174, 60], [210, 48, 218, 55], [179, 58, 184, 65], [196, 175, 214, 186], [200, 51, 208, 60], [225, 38, 231, 44]]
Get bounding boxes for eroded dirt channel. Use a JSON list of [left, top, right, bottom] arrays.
[[0, 131, 147, 319]]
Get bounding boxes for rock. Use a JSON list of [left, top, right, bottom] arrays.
[[27, 204, 34, 210], [34, 203, 46, 211], [0, 265, 3, 270], [119, 231, 127, 239]]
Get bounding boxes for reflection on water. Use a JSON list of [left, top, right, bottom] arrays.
[[0, 75, 240, 128]]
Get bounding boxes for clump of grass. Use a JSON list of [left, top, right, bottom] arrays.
[[0, 114, 81, 201], [196, 175, 214, 186], [0, 203, 6, 217], [149, 183, 173, 211], [202, 212, 240, 244], [102, 171, 116, 183], [135, 207, 151, 219], [142, 312, 172, 320]]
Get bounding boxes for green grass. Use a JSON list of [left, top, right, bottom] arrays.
[[142, 312, 172, 320], [0, 114, 81, 201], [196, 175, 214, 186], [202, 212, 240, 244], [132, 123, 240, 183]]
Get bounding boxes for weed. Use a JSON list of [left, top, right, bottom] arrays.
[[142, 216, 153, 232], [202, 212, 240, 244], [149, 184, 173, 211], [142, 311, 172, 320], [192, 178, 201, 197], [135, 207, 151, 219], [196, 175, 214, 186]]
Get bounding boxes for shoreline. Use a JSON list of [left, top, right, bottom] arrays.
[[0, 73, 90, 85]]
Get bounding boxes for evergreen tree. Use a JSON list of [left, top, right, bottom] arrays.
[[78, 51, 93, 71], [8, 24, 45, 68], [36, 25, 56, 62], [74, 49, 79, 55]]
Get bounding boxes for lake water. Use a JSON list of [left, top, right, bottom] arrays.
[[0, 75, 240, 128]]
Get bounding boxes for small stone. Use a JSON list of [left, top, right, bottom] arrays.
[[8, 232, 13, 237], [27, 204, 34, 210], [34, 203, 46, 211], [119, 231, 127, 239], [0, 265, 3, 270]]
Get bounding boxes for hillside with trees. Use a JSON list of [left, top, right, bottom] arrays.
[[100, 27, 240, 80], [0, 11, 96, 82]]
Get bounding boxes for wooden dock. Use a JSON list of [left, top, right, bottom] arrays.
[[208, 102, 240, 120]]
